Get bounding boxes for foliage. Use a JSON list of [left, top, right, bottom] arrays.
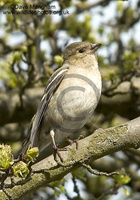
[[0, 144, 14, 170], [13, 161, 29, 179], [0, 144, 39, 179]]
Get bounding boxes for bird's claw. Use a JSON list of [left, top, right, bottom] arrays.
[[65, 135, 84, 150]]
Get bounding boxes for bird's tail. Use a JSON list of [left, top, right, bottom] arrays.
[[18, 123, 32, 159]]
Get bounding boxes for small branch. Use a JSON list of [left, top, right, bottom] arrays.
[[81, 163, 119, 177], [126, 149, 140, 157]]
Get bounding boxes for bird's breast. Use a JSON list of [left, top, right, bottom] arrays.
[[47, 66, 101, 133]]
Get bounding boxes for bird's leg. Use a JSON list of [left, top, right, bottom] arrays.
[[50, 130, 68, 162], [65, 135, 84, 150]]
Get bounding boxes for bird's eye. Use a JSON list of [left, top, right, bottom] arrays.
[[78, 49, 84, 53]]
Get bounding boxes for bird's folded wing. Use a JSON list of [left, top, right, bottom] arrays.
[[30, 66, 69, 147]]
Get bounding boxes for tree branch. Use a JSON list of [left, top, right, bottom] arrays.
[[1, 117, 140, 199]]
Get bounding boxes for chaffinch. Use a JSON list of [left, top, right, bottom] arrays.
[[23, 41, 102, 160]]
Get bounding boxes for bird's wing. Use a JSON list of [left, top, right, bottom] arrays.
[[30, 65, 69, 147]]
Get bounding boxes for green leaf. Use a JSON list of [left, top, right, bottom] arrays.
[[0, 144, 14, 170], [59, 185, 66, 194], [113, 169, 131, 185], [54, 55, 63, 66], [123, 186, 130, 197], [54, 188, 61, 197], [117, 2, 124, 12], [24, 147, 39, 162], [13, 161, 30, 179]]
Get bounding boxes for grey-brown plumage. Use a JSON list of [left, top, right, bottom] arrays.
[[23, 41, 102, 155]]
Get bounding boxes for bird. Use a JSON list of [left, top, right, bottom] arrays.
[[22, 41, 102, 160]]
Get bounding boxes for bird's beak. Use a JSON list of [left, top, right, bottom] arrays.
[[91, 43, 102, 53]]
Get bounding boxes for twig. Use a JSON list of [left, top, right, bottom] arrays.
[[81, 163, 119, 177]]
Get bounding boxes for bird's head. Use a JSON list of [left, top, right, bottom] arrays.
[[63, 41, 102, 66]]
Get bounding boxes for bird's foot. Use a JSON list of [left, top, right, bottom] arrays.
[[53, 144, 69, 163], [65, 135, 84, 150], [50, 129, 69, 163]]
